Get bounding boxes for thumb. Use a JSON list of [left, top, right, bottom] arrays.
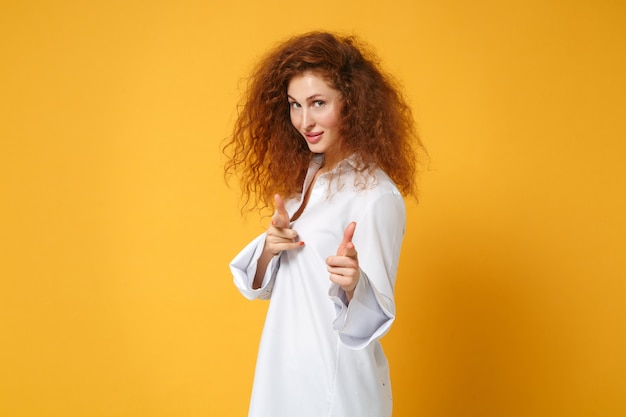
[[272, 194, 290, 228], [337, 222, 357, 256]]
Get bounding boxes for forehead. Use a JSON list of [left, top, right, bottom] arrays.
[[287, 71, 339, 97]]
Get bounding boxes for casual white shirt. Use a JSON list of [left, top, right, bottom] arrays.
[[230, 155, 406, 417]]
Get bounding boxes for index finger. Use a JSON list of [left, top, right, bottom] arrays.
[[272, 194, 290, 228], [337, 221, 357, 256]]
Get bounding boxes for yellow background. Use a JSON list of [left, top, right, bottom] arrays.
[[1, 0, 624, 416]]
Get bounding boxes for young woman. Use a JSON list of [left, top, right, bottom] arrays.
[[224, 31, 423, 417]]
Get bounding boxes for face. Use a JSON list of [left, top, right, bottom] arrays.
[[287, 72, 343, 165]]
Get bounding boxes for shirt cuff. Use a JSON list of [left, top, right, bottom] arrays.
[[230, 233, 279, 300], [328, 271, 395, 349]]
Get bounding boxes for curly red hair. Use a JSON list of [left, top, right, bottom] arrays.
[[224, 31, 425, 214]]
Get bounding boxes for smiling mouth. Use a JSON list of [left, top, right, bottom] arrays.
[[305, 132, 323, 144]]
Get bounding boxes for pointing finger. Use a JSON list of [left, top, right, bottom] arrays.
[[342, 242, 358, 259], [337, 222, 357, 256], [272, 194, 290, 228]]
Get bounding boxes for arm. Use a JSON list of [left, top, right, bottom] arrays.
[[231, 194, 305, 298], [327, 192, 406, 349]]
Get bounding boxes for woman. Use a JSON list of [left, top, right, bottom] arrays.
[[224, 31, 423, 417]]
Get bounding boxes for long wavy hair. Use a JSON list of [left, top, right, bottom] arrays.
[[223, 31, 425, 214]]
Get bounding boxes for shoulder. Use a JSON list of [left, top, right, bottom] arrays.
[[343, 162, 401, 196], [337, 165, 404, 211]]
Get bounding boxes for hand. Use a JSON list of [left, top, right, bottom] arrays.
[[264, 194, 304, 256], [326, 222, 360, 301]]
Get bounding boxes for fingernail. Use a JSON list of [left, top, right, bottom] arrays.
[[299, 241, 305, 246]]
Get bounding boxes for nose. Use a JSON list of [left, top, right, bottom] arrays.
[[301, 109, 314, 131]]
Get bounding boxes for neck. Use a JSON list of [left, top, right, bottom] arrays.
[[320, 152, 345, 173]]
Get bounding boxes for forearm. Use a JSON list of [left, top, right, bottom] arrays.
[[253, 248, 277, 289]]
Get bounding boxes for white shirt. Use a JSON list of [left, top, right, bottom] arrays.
[[230, 155, 406, 417]]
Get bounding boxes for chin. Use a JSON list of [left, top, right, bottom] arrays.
[[307, 145, 326, 153]]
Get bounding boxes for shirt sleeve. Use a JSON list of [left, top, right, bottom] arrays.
[[328, 191, 406, 349], [229, 233, 280, 300]]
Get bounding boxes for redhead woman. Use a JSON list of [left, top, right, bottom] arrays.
[[224, 31, 424, 417]]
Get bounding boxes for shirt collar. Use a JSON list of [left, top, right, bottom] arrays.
[[311, 153, 366, 173]]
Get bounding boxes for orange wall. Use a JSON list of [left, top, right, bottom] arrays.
[[1, 1, 624, 416]]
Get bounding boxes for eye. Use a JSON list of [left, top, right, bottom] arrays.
[[313, 100, 325, 108], [289, 101, 301, 109]]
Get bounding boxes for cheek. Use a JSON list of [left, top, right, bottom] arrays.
[[323, 109, 341, 129], [289, 112, 299, 128]]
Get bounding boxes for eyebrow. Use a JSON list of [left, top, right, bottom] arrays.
[[287, 94, 325, 102]]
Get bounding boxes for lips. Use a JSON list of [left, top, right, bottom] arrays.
[[305, 132, 323, 144]]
